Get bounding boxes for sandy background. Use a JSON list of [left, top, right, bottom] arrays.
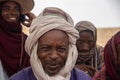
[[23, 26, 120, 47], [97, 27, 120, 47]]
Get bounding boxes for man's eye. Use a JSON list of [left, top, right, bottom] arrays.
[[77, 41, 83, 44], [2, 7, 9, 11], [88, 40, 94, 44], [39, 47, 50, 51], [57, 48, 67, 52], [14, 7, 20, 11]]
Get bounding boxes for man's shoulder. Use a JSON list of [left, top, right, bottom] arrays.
[[9, 67, 36, 80], [70, 68, 92, 80]]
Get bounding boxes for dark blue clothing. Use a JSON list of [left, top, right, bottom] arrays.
[[9, 67, 91, 80]]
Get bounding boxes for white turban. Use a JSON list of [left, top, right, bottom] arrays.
[[25, 7, 79, 80], [39, 7, 74, 25]]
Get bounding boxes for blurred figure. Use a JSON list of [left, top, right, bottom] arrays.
[[9, 7, 91, 80], [0, 0, 35, 79], [93, 31, 120, 80], [75, 21, 103, 77]]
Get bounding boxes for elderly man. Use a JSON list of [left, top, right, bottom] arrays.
[[10, 7, 91, 80]]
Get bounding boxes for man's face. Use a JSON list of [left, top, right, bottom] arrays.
[[1, 1, 20, 22], [76, 31, 94, 53], [37, 30, 69, 76]]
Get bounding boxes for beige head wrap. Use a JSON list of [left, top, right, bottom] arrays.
[[39, 7, 74, 25], [25, 7, 79, 80], [75, 21, 97, 42]]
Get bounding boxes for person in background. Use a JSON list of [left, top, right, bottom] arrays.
[[93, 31, 120, 80], [75, 21, 103, 77], [0, 0, 35, 80], [9, 7, 91, 80]]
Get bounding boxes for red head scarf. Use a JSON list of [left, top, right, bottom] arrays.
[[0, 19, 30, 77], [104, 31, 120, 80]]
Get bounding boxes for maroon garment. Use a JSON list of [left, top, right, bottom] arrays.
[[0, 19, 30, 77], [93, 31, 120, 80], [104, 31, 120, 80]]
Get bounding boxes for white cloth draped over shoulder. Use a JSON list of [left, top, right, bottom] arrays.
[[25, 7, 79, 80], [0, 60, 8, 80]]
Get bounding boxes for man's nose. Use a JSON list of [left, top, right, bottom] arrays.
[[49, 50, 59, 60], [82, 43, 90, 51]]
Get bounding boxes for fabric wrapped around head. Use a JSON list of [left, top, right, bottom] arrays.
[[25, 7, 79, 80], [75, 21, 97, 42], [75, 21, 100, 70], [0, 0, 34, 14], [39, 7, 74, 25], [104, 31, 120, 80]]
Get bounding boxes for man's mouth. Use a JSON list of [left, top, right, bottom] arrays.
[[9, 17, 16, 20], [48, 64, 59, 69]]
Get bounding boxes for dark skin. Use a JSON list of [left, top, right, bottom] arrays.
[[76, 30, 94, 53], [37, 29, 69, 76], [22, 12, 36, 27], [1, 1, 20, 22], [75, 30, 96, 77], [76, 30, 94, 64], [1, 1, 36, 27]]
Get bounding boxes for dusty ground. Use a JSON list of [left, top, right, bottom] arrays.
[[23, 26, 120, 47]]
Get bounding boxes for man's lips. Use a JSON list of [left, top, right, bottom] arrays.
[[47, 64, 59, 70], [9, 17, 16, 20]]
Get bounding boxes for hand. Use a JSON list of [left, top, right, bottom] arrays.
[[75, 64, 96, 77], [22, 12, 36, 27]]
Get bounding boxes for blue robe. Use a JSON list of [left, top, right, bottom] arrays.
[[9, 67, 91, 80]]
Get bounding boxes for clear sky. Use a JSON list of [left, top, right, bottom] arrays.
[[31, 0, 120, 28]]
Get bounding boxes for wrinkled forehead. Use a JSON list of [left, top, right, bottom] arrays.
[[39, 29, 69, 40]]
